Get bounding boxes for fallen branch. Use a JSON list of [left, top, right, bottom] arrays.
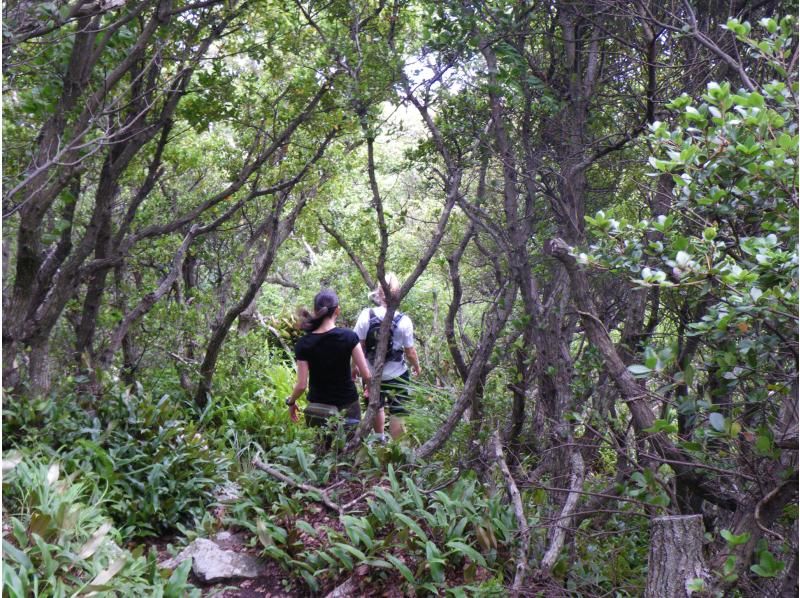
[[252, 458, 342, 514], [421, 468, 463, 495], [539, 449, 585, 573], [324, 565, 369, 597], [340, 491, 376, 512], [324, 575, 360, 597], [488, 431, 529, 596]]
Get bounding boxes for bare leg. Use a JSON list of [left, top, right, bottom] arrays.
[[373, 407, 385, 434], [389, 416, 405, 440]]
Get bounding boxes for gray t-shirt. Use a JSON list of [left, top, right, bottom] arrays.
[[354, 306, 414, 381]]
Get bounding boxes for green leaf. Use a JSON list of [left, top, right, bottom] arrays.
[[446, 540, 487, 567], [295, 520, 317, 537], [373, 487, 402, 514], [332, 542, 367, 562], [295, 446, 315, 482], [387, 463, 399, 493], [300, 570, 319, 591], [329, 545, 354, 570], [720, 529, 751, 546], [165, 559, 193, 595], [709, 412, 726, 432], [644, 419, 678, 434], [751, 549, 785, 577], [394, 512, 428, 542], [628, 364, 652, 377], [256, 518, 274, 548], [686, 577, 706, 593], [2, 539, 33, 570], [755, 434, 773, 456], [385, 554, 415, 584]]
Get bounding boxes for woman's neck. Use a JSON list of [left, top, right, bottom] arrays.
[[313, 316, 336, 333]]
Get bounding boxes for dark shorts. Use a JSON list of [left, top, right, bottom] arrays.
[[380, 371, 411, 416], [306, 400, 361, 429]]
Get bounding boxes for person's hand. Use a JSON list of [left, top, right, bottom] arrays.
[[412, 364, 421, 377], [289, 403, 299, 422], [363, 385, 370, 399]]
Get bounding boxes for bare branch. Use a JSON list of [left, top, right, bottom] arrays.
[[489, 431, 530, 595]]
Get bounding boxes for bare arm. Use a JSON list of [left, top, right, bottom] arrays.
[[405, 346, 421, 376], [287, 360, 309, 404], [352, 343, 372, 383], [353, 340, 367, 379]]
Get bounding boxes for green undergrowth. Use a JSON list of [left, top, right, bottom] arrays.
[[4, 384, 233, 539], [2, 455, 199, 597], [3, 364, 658, 596], [228, 440, 513, 595]]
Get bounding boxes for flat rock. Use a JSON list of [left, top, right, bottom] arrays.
[[213, 481, 242, 503], [160, 538, 266, 583]]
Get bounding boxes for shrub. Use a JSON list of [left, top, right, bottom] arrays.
[[57, 386, 232, 538], [2, 454, 200, 597]]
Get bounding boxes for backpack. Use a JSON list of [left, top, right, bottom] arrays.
[[364, 309, 404, 364]]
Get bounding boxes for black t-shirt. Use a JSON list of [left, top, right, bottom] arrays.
[[294, 328, 359, 407]]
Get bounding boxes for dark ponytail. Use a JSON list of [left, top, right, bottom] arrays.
[[298, 288, 339, 332]]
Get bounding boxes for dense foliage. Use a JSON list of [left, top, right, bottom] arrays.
[[3, 0, 797, 596]]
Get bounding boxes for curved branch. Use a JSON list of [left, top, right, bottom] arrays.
[[99, 224, 199, 367], [319, 217, 375, 289]]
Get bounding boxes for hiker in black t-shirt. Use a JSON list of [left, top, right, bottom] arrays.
[[286, 289, 372, 432]]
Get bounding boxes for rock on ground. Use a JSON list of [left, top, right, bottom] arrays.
[[160, 538, 267, 583]]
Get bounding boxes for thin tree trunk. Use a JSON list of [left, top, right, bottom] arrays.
[[415, 282, 517, 460], [544, 237, 738, 511], [99, 225, 199, 368], [539, 449, 585, 574], [488, 431, 530, 595]]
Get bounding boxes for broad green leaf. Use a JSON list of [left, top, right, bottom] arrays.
[[628, 364, 652, 376], [394, 512, 428, 542], [720, 529, 750, 546], [2, 539, 33, 570], [708, 412, 726, 432], [446, 540, 487, 567], [385, 554, 415, 584]]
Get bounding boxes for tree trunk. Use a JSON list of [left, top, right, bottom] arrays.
[[194, 226, 283, 407], [75, 153, 117, 360], [236, 292, 260, 335], [27, 336, 52, 397], [645, 515, 707, 598]]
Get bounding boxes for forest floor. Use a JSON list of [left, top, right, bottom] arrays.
[[154, 479, 414, 597]]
